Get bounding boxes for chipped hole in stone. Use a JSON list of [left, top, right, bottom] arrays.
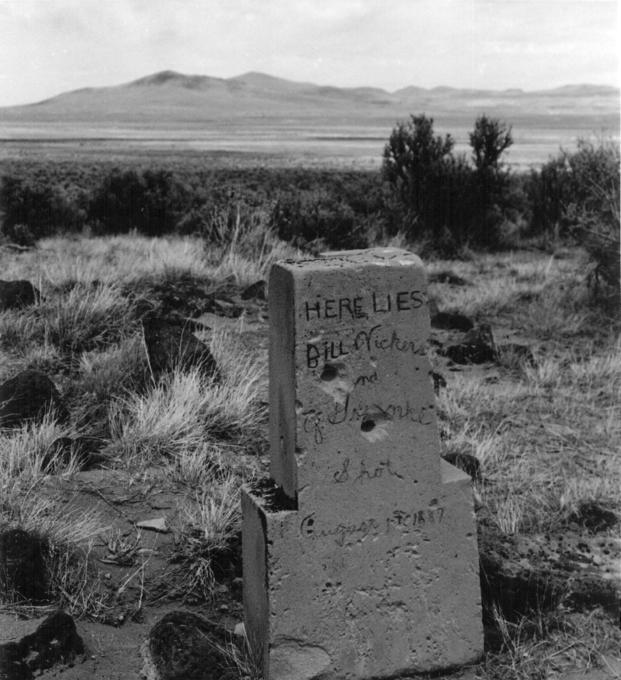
[[321, 363, 340, 381], [361, 418, 375, 432]]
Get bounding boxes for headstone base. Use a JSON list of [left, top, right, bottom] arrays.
[[242, 460, 483, 680]]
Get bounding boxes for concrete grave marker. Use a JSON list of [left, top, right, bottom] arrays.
[[242, 248, 483, 679]]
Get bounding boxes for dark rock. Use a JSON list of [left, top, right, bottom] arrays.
[[209, 299, 244, 318], [442, 451, 481, 482], [569, 501, 618, 533], [0, 371, 67, 428], [431, 371, 447, 394], [240, 280, 266, 301], [431, 311, 474, 331], [0, 529, 48, 602], [444, 324, 496, 364], [0, 610, 84, 679], [142, 611, 237, 680], [0, 281, 39, 311], [127, 273, 212, 319], [141, 316, 220, 381], [42, 436, 107, 473], [428, 270, 471, 286]]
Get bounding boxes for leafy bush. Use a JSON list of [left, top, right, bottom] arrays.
[[270, 191, 369, 250], [0, 175, 86, 240], [382, 114, 515, 250], [527, 139, 619, 304], [88, 169, 188, 235]]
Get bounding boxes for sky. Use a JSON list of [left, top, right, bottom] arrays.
[[0, 0, 618, 107]]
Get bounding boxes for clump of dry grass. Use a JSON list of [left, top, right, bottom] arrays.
[[0, 231, 298, 294], [203, 206, 296, 285], [438, 326, 620, 535], [171, 473, 242, 600], [107, 327, 266, 468], [0, 281, 138, 357], [0, 415, 108, 615], [483, 607, 621, 679]]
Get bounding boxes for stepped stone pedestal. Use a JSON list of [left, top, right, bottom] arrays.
[[242, 248, 483, 680]]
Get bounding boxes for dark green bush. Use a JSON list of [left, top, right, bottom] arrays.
[[0, 175, 86, 240], [270, 191, 369, 250], [87, 169, 188, 235], [382, 114, 515, 250]]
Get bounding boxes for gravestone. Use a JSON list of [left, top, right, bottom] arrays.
[[242, 248, 483, 680]]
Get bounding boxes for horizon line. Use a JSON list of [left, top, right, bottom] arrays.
[[5, 68, 619, 109]]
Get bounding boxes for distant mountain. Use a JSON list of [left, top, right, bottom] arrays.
[[0, 70, 618, 129]]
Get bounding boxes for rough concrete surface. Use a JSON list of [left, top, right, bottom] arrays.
[[243, 249, 483, 679]]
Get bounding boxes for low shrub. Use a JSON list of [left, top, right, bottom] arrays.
[[88, 169, 188, 236], [0, 175, 86, 240]]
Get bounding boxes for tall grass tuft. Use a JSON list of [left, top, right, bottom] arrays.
[[0, 281, 138, 357], [108, 328, 266, 467]]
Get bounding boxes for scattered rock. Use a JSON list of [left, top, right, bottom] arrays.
[[42, 436, 107, 473], [431, 370, 447, 394], [141, 315, 220, 380], [0, 370, 67, 428], [569, 501, 618, 533], [428, 270, 471, 286], [0, 528, 49, 602], [0, 610, 84, 679], [136, 518, 169, 533], [141, 611, 237, 680], [444, 324, 496, 365], [442, 451, 481, 482], [431, 311, 475, 332], [240, 280, 266, 301], [0, 280, 39, 311], [209, 298, 244, 318]]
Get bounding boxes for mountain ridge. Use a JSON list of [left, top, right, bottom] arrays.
[[0, 70, 618, 130], [11, 69, 620, 108]]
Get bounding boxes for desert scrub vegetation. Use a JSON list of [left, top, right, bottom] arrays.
[[1, 122, 615, 258], [107, 342, 266, 468], [0, 233, 272, 620], [0, 151, 618, 674], [0, 281, 138, 357], [433, 251, 621, 535], [0, 415, 105, 612]]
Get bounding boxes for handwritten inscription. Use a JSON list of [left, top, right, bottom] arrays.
[[333, 456, 404, 484], [307, 340, 349, 368], [328, 395, 435, 427], [306, 324, 425, 369], [354, 371, 378, 387], [302, 398, 434, 444], [353, 324, 425, 356], [304, 290, 426, 322], [300, 504, 445, 547]]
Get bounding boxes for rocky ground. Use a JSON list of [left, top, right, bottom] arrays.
[[0, 242, 619, 679]]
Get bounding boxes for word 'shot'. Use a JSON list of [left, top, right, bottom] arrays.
[[242, 248, 483, 680]]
